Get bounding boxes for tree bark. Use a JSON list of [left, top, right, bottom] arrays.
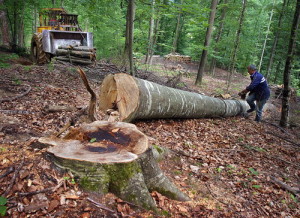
[[265, 0, 286, 79], [56, 49, 96, 59], [280, 0, 300, 127], [145, 0, 155, 65], [258, 0, 275, 72], [226, 0, 247, 91], [55, 56, 93, 65], [125, 0, 136, 76], [98, 73, 249, 122], [210, 0, 227, 77], [171, 0, 182, 54], [0, 0, 10, 47], [195, 0, 218, 85], [40, 121, 190, 211]]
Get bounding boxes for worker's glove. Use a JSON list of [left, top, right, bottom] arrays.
[[238, 90, 248, 100]]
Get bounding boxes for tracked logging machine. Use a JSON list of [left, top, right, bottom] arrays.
[[31, 8, 96, 65]]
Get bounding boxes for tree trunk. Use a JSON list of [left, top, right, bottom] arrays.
[[171, 1, 182, 54], [195, 0, 218, 86], [0, 0, 10, 47], [210, 0, 227, 77], [55, 56, 93, 65], [273, 60, 281, 83], [226, 0, 247, 91], [98, 73, 249, 122], [125, 0, 136, 76], [145, 0, 155, 65], [280, 0, 300, 127], [56, 49, 96, 59], [148, 18, 160, 65], [258, 0, 275, 72], [18, 2, 25, 48], [39, 121, 190, 211], [266, 0, 286, 79]]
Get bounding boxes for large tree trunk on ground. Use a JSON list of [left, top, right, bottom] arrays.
[[98, 73, 249, 122], [39, 121, 189, 211]]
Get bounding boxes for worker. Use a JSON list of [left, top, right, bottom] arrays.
[[238, 64, 270, 122]]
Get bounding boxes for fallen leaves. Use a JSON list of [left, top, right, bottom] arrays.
[[0, 58, 299, 217]]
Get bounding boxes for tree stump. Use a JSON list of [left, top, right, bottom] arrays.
[[39, 121, 190, 211], [98, 73, 249, 122]]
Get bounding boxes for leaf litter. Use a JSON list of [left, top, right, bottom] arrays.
[[0, 54, 299, 217]]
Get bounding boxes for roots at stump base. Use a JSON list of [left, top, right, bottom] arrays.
[[40, 121, 190, 211]]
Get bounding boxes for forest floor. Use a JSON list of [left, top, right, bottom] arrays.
[[0, 51, 300, 217]]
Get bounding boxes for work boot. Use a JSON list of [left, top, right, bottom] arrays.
[[254, 116, 261, 122]]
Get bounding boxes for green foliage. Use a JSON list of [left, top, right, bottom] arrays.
[[0, 196, 7, 216], [0, 53, 18, 68], [89, 138, 97, 143], [248, 168, 259, 176], [0, 0, 298, 84]]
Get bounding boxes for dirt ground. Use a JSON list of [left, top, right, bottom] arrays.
[[0, 52, 299, 217]]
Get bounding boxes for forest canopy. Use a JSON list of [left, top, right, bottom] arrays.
[[0, 0, 299, 91]]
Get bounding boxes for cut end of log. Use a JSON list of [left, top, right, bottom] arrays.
[[40, 121, 148, 163], [98, 73, 139, 122]]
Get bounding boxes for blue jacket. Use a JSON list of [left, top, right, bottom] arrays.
[[246, 71, 270, 100]]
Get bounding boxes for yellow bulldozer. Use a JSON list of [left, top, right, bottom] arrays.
[[31, 8, 96, 65]]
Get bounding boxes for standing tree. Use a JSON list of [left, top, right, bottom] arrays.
[[280, 0, 300, 127], [210, 0, 228, 76], [124, 0, 136, 76], [0, 0, 10, 48], [265, 0, 287, 79], [145, 0, 156, 65], [226, 0, 247, 91], [195, 0, 218, 86], [171, 0, 183, 54], [258, 0, 275, 72]]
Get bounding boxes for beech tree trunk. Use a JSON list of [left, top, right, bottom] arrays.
[[39, 121, 190, 211], [226, 0, 247, 91], [145, 0, 155, 65], [195, 0, 218, 85], [0, 0, 10, 47], [98, 73, 249, 122], [124, 0, 136, 76], [280, 0, 300, 127], [266, 0, 286, 79], [210, 0, 227, 77], [258, 0, 275, 72], [172, 0, 182, 54]]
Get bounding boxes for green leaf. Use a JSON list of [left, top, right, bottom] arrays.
[[90, 138, 97, 143], [290, 194, 298, 202], [0, 196, 7, 206], [0, 205, 6, 216], [249, 168, 259, 176], [252, 185, 261, 189]]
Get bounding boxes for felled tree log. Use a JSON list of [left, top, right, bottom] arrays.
[[98, 73, 250, 122], [39, 121, 190, 211], [56, 49, 95, 59], [58, 45, 97, 52], [55, 56, 93, 65]]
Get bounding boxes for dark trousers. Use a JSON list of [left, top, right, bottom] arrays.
[[246, 93, 267, 121]]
